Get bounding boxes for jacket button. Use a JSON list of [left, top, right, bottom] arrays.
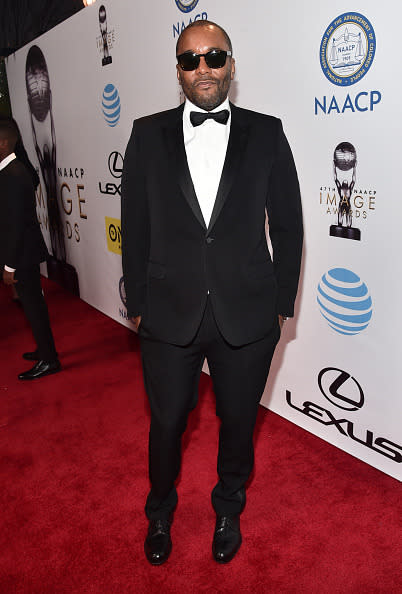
[[206, 237, 214, 244]]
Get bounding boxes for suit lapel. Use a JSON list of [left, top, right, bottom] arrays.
[[162, 103, 249, 233], [163, 106, 207, 230], [208, 105, 248, 232]]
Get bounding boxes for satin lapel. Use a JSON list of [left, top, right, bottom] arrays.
[[208, 108, 248, 233], [163, 109, 206, 230]]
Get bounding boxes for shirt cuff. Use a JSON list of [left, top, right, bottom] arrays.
[[4, 265, 16, 272]]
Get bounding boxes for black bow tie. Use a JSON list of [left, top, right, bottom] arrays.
[[190, 109, 229, 127]]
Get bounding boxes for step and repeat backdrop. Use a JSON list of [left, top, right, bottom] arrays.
[[6, 0, 401, 480]]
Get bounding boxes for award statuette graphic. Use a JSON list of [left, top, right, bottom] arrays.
[[25, 45, 80, 295], [330, 142, 361, 241], [99, 5, 112, 66]]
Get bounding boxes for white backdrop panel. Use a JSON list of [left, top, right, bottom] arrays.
[[6, 0, 401, 480]]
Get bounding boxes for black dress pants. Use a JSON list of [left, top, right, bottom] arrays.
[[140, 299, 280, 520], [15, 265, 57, 361]]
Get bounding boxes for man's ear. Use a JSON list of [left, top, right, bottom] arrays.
[[176, 64, 182, 85]]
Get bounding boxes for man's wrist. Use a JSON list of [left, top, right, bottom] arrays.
[[4, 265, 16, 272]]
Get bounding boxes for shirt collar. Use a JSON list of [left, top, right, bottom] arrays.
[[184, 97, 230, 120], [183, 98, 231, 142], [0, 152, 17, 172]]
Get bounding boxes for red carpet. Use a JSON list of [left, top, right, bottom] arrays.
[[1, 278, 401, 593]]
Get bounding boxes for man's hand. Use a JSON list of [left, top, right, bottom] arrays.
[[132, 315, 141, 331], [3, 270, 17, 285]]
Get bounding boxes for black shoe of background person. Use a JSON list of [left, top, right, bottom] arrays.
[[18, 359, 61, 380], [144, 517, 173, 565], [212, 515, 242, 563]]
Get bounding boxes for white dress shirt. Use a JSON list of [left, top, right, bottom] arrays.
[[183, 98, 231, 227], [0, 153, 17, 272]]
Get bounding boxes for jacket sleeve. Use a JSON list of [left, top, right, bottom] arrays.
[[121, 121, 150, 318], [3, 175, 27, 269], [266, 119, 303, 317]]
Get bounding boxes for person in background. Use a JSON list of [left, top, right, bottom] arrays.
[[5, 118, 39, 307], [0, 118, 60, 380]]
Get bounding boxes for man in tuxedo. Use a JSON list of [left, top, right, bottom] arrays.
[[121, 21, 303, 565], [0, 119, 60, 380]]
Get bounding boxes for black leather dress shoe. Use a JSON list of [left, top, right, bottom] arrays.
[[144, 517, 172, 565], [22, 350, 40, 361], [212, 515, 242, 563], [18, 359, 61, 380]]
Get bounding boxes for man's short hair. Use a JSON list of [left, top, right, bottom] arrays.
[[0, 118, 19, 150], [176, 20, 233, 55]]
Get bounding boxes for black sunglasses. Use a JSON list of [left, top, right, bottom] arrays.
[[177, 49, 232, 71]]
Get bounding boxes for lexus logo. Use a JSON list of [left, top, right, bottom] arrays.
[[318, 368, 364, 411], [108, 151, 123, 178]]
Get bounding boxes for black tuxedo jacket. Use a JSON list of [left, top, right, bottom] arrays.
[[0, 158, 48, 270], [121, 103, 303, 346]]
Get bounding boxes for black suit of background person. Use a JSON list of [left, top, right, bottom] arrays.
[[0, 119, 60, 380], [121, 21, 303, 565]]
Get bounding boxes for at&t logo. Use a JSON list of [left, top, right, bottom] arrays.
[[317, 268, 373, 335], [102, 84, 121, 127]]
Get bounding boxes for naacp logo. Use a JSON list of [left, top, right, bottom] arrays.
[[102, 84, 121, 127], [175, 0, 199, 13], [318, 368, 364, 411], [118, 276, 131, 321], [317, 268, 373, 335], [108, 151, 123, 178], [320, 12, 376, 86], [119, 276, 127, 307]]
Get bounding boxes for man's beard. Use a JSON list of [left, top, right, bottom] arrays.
[[180, 71, 231, 111]]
